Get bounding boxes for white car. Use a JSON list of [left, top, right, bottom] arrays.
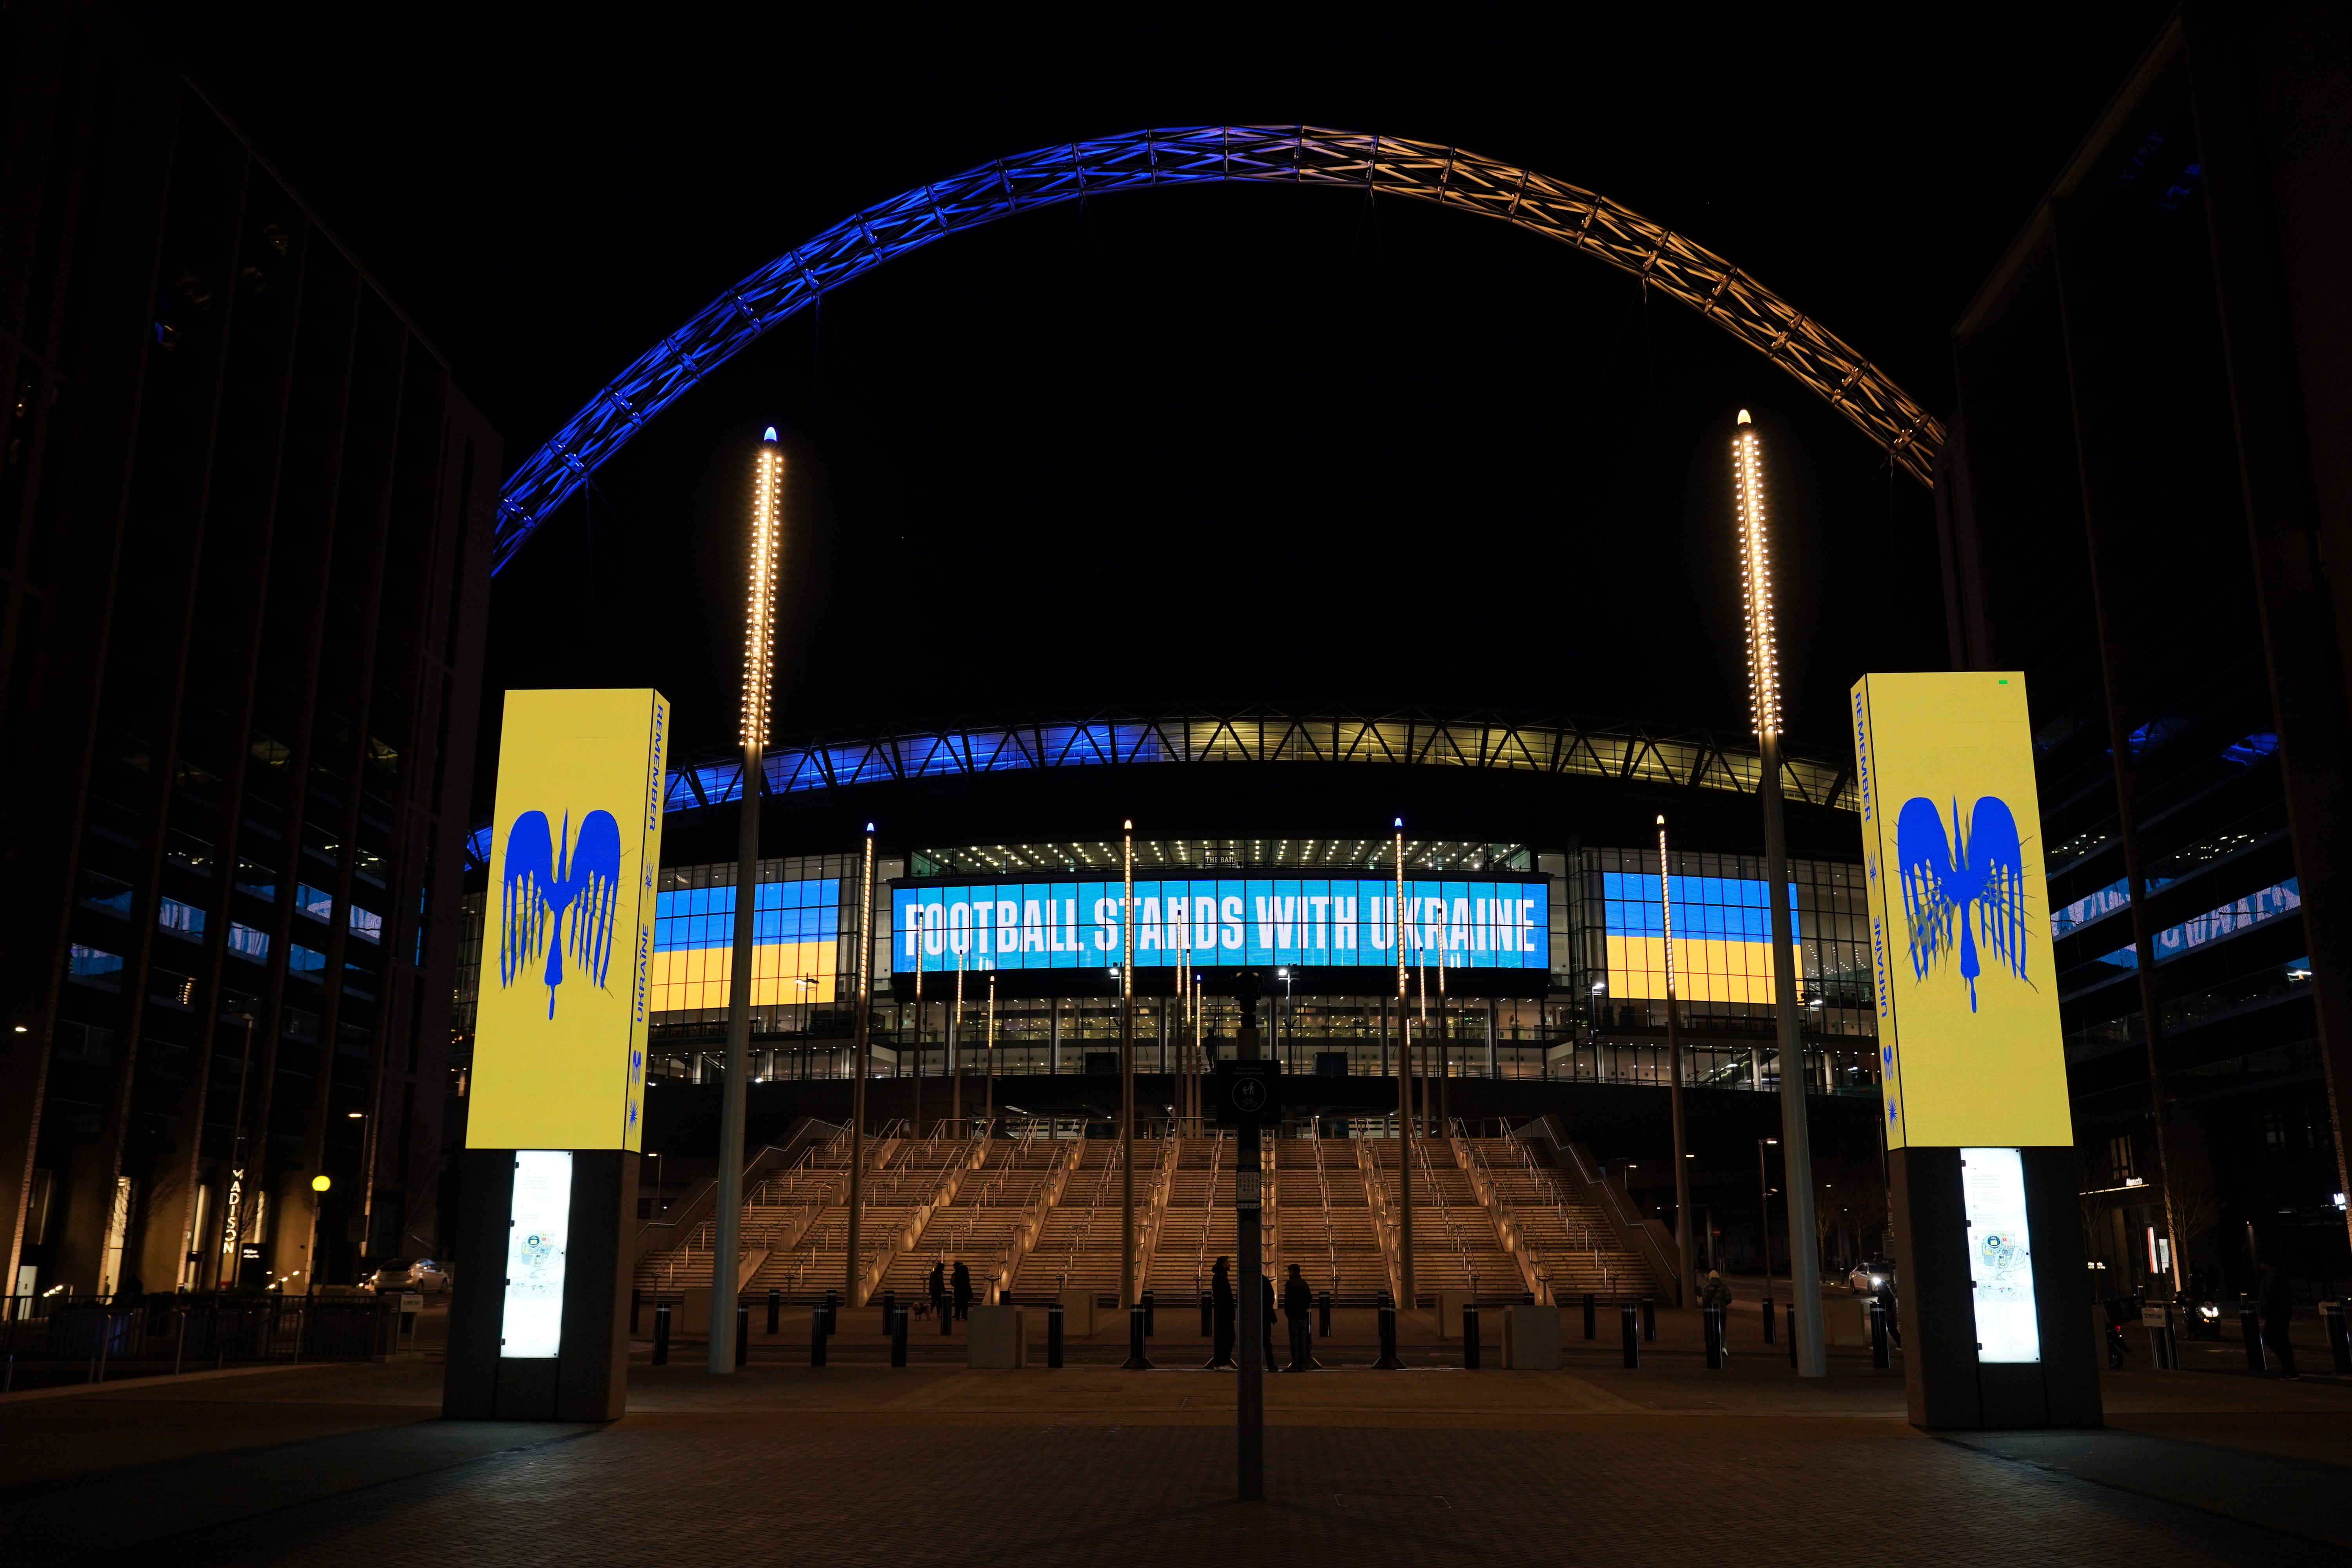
[[370, 1258, 451, 1293], [1847, 1263, 1893, 1296]]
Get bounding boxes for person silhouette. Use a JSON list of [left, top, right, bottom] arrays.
[[1205, 1256, 1236, 1368]]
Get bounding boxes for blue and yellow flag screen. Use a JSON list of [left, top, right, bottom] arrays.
[[469, 689, 668, 1152], [1851, 672, 2070, 1149], [890, 877, 1548, 973]]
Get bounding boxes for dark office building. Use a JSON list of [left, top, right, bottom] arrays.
[[0, 0, 496, 1302], [1939, 2, 2352, 1291]]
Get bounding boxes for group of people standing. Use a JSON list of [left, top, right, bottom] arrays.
[[1203, 1257, 1319, 1371], [925, 1259, 974, 1321]]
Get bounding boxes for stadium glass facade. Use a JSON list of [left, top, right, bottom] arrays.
[[454, 839, 1880, 1096]]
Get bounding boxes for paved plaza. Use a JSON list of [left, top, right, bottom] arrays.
[[4, 1305, 2347, 1567]]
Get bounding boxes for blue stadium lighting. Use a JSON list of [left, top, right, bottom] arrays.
[[490, 127, 1944, 572]]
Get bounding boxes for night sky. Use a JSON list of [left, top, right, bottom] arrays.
[[136, 4, 2172, 800]]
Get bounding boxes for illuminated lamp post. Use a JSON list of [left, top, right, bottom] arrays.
[[1658, 814, 1694, 1307], [711, 426, 783, 1375], [1392, 820, 1414, 1306], [1120, 821, 1137, 1312], [984, 972, 996, 1132], [846, 825, 875, 1306], [952, 944, 964, 1135], [1733, 408, 1826, 1377]]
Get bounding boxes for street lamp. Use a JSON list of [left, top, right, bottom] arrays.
[[1757, 1136, 1780, 1305]]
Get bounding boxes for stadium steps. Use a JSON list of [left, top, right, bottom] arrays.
[[1464, 1134, 1652, 1303]]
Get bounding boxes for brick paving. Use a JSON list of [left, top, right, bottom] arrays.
[[8, 1329, 2347, 1567]]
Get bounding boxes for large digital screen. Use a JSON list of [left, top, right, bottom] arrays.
[[1851, 671, 2070, 1149], [890, 876, 1548, 974], [650, 878, 840, 1009], [1599, 871, 1802, 1005], [470, 688, 668, 1152]]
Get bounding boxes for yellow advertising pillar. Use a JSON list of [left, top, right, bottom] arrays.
[[1851, 672, 2099, 1429], [443, 688, 668, 1422]]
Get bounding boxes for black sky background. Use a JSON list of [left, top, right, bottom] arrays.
[[130, 3, 2175, 804]]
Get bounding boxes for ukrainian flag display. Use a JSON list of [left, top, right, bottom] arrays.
[[649, 878, 841, 1008], [1600, 871, 1802, 1005]]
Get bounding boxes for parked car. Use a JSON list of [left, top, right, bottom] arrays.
[[369, 1258, 451, 1293], [1847, 1261, 1895, 1296]]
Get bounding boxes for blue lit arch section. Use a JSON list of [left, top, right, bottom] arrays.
[[493, 126, 1945, 571], [461, 705, 1859, 869]]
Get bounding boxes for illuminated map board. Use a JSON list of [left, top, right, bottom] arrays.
[[890, 876, 1549, 974]]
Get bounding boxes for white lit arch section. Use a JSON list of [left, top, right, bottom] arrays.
[[494, 126, 1944, 572]]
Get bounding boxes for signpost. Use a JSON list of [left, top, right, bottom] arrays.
[[1213, 974, 1281, 1503], [444, 688, 668, 1422], [1851, 671, 2100, 1429]]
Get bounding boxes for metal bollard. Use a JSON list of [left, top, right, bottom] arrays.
[[1704, 1305, 1724, 1369], [631, 1287, 643, 1334], [1641, 1297, 1656, 1342], [1047, 1303, 1065, 1368], [1374, 1303, 1404, 1369], [1763, 1296, 1777, 1343], [1583, 1292, 1596, 1340], [1124, 1305, 1154, 1370], [1200, 1291, 1213, 1337], [1319, 1290, 1332, 1339], [2326, 1300, 2352, 1375], [767, 1288, 780, 1336], [810, 1304, 828, 1366], [824, 1290, 839, 1336], [1870, 1300, 1890, 1368], [1620, 1303, 1640, 1368], [1787, 1302, 1797, 1367], [1463, 1304, 1481, 1370], [653, 1302, 672, 1366], [881, 1289, 895, 1336], [890, 1306, 909, 1367], [2239, 1302, 2266, 1373], [942, 1297, 955, 1335], [737, 1303, 750, 1366], [1143, 1289, 1155, 1337]]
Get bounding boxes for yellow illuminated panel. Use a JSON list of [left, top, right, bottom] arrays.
[[648, 942, 839, 1010], [469, 689, 668, 1152], [1851, 672, 2070, 1149], [1605, 935, 1802, 1005]]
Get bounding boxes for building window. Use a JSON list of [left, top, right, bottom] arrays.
[[289, 944, 328, 981], [67, 945, 124, 990], [348, 904, 382, 944], [227, 922, 270, 963], [295, 883, 334, 923], [157, 896, 207, 941], [2107, 1134, 2134, 1185]]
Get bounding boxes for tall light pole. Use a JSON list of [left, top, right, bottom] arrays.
[[1392, 820, 1414, 1306], [1658, 815, 1694, 1307], [1119, 820, 1137, 1312], [1733, 408, 1826, 1376], [711, 427, 784, 1375], [847, 825, 875, 1305], [984, 971, 996, 1132]]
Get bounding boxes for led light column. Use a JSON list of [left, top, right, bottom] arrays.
[[1733, 410, 1827, 1377]]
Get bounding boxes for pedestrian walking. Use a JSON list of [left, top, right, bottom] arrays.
[[951, 1260, 974, 1321], [2257, 1261, 2299, 1379], [1206, 1256, 1236, 1369], [927, 1259, 946, 1322], [1282, 1262, 1316, 1371], [1699, 1269, 1733, 1311], [1261, 1272, 1278, 1369]]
